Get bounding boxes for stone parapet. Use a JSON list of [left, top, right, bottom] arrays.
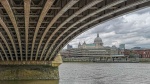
[[0, 61, 52, 66]]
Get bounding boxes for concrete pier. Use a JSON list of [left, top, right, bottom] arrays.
[[0, 65, 59, 80], [0, 54, 62, 80]]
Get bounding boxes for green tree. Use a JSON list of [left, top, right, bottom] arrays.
[[129, 51, 135, 58]]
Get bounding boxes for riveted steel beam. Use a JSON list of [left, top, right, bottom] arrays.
[[24, 0, 31, 61], [0, 43, 8, 61], [43, 0, 103, 60], [0, 52, 4, 61], [0, 0, 149, 61], [0, 0, 22, 61], [36, 0, 79, 60], [1, 14, 88, 18], [30, 0, 54, 60], [0, 6, 99, 10], [0, 17, 18, 60], [50, 0, 150, 59], [46, 0, 127, 60], [0, 32, 13, 60]]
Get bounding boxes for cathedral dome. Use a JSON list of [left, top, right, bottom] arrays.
[[94, 33, 103, 43]]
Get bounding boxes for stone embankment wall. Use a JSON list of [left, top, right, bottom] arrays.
[[63, 57, 150, 63], [139, 58, 150, 62], [63, 57, 139, 63]]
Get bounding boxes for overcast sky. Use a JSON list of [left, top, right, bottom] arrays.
[[65, 7, 150, 49]]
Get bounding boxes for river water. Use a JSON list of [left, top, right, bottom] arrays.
[[1, 62, 150, 84]]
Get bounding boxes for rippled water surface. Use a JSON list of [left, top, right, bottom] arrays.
[[59, 63, 150, 84], [1, 62, 150, 84]]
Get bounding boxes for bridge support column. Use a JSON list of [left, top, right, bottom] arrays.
[[0, 54, 62, 80]]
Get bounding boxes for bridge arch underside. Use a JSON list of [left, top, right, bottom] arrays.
[[0, 0, 150, 61]]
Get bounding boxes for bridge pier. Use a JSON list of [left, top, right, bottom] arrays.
[[0, 54, 62, 80]]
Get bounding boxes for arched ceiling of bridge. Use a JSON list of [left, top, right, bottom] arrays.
[[0, 0, 150, 61]]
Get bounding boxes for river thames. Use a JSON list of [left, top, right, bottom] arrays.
[[0, 62, 150, 84]]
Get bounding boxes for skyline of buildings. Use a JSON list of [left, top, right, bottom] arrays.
[[67, 33, 127, 50], [62, 33, 150, 59], [67, 37, 149, 50], [62, 33, 125, 58]]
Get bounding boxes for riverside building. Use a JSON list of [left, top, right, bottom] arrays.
[[62, 33, 123, 58]]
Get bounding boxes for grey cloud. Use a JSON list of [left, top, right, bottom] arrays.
[[66, 7, 150, 49], [135, 7, 150, 14]]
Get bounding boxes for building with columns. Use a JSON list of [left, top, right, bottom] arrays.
[[63, 33, 121, 57]]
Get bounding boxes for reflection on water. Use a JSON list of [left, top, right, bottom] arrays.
[[0, 80, 59, 84]]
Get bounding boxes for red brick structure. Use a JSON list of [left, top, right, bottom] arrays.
[[124, 49, 150, 58]]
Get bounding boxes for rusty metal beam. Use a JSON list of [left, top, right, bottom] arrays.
[[0, 17, 18, 60], [0, 32, 13, 60], [0, 43, 8, 61], [43, 0, 103, 60], [46, 0, 126, 60], [30, 0, 54, 60], [24, 0, 31, 61], [50, 0, 150, 59], [36, 0, 79, 60], [0, 0, 22, 61]]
